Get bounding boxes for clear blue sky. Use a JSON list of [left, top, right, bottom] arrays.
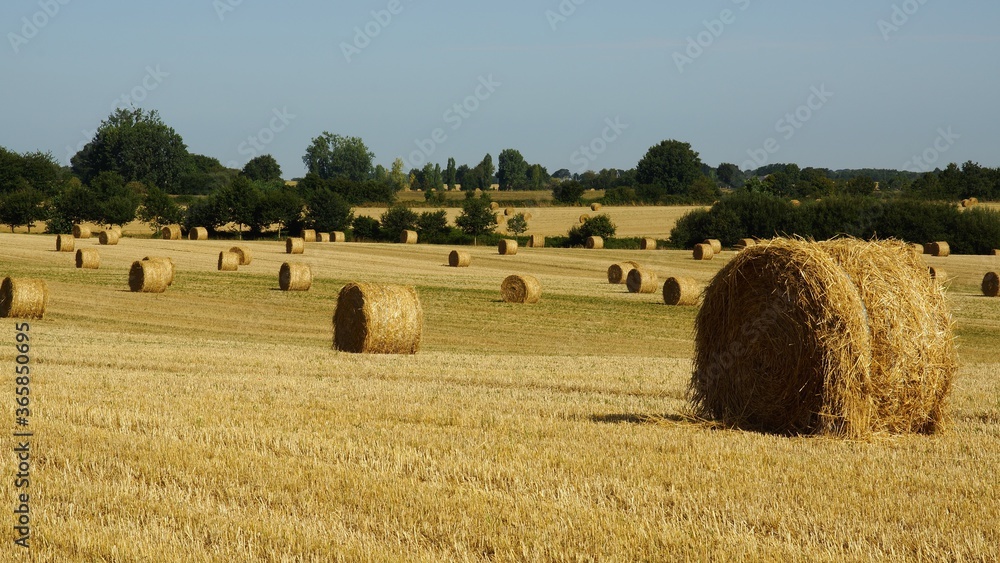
[[2, 0, 998, 178]]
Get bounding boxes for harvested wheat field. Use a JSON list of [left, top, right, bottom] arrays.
[[0, 232, 998, 561]]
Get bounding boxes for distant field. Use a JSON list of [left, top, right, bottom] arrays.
[[0, 232, 998, 560], [393, 189, 574, 204]]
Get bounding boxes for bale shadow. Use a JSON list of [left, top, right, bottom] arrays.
[[590, 413, 692, 425]]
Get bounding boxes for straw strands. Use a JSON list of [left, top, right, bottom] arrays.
[[56, 234, 74, 252], [663, 277, 701, 306], [499, 240, 518, 256], [229, 247, 252, 266], [128, 260, 170, 293], [501, 275, 541, 304], [76, 249, 100, 269], [0, 278, 48, 319], [626, 268, 658, 294], [689, 238, 956, 438], [279, 262, 312, 291], [449, 250, 471, 267], [333, 283, 423, 354], [983, 272, 999, 297], [286, 238, 304, 255], [928, 267, 949, 283]]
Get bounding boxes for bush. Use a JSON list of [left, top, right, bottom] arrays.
[[351, 216, 381, 242], [568, 213, 616, 246], [380, 206, 418, 242]]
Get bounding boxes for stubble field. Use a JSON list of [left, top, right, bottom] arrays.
[[1, 224, 999, 561]]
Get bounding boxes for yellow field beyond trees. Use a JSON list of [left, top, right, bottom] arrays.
[[1, 228, 999, 561]]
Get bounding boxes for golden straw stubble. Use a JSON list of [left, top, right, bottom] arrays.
[[128, 260, 170, 293], [279, 262, 312, 291], [663, 277, 701, 306], [0, 277, 48, 319], [501, 275, 541, 304], [982, 272, 999, 297], [333, 283, 423, 354]]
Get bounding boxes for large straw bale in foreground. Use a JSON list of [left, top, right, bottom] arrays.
[[333, 283, 423, 354], [279, 263, 312, 291], [142, 257, 175, 285], [56, 234, 74, 252], [607, 261, 641, 284], [690, 238, 956, 438], [76, 249, 100, 269], [982, 272, 999, 297], [0, 278, 48, 319], [501, 275, 541, 304], [626, 268, 658, 294], [663, 277, 701, 306], [128, 260, 170, 293]]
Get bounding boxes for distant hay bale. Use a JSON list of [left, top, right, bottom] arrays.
[[161, 225, 182, 240], [690, 238, 956, 438], [501, 275, 541, 304], [0, 278, 48, 319], [528, 235, 545, 248], [927, 241, 950, 257], [490, 202, 500, 210], [961, 199, 970, 208], [607, 261, 641, 284], [693, 243, 714, 261], [704, 239, 723, 254], [110, 225, 122, 237], [910, 243, 924, 256], [128, 260, 170, 293], [640, 238, 657, 250], [970, 197, 979, 206], [524, 213, 533, 220], [76, 249, 100, 269], [791, 199, 801, 207], [928, 266, 950, 283], [218, 251, 239, 271], [590, 203, 602, 211], [98, 230, 120, 246], [579, 214, 590, 224], [56, 234, 74, 252], [983, 272, 999, 297], [993, 249, 1000, 256], [504, 207, 515, 216], [73, 225, 91, 239], [333, 283, 423, 354], [301, 229, 317, 243], [330, 231, 344, 243], [286, 237, 304, 254], [626, 268, 658, 294], [734, 238, 756, 251], [498, 239, 518, 255], [586, 236, 604, 249], [142, 257, 175, 285], [663, 276, 701, 306], [449, 250, 471, 267], [189, 227, 209, 240], [279, 262, 312, 291], [317, 232, 331, 243], [401, 230, 418, 244], [229, 246, 252, 266]]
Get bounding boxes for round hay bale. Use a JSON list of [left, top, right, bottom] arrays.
[[590, 203, 602, 211], [928, 241, 950, 257], [982, 272, 999, 297], [970, 197, 979, 206], [910, 243, 924, 257], [317, 232, 331, 243], [607, 261, 640, 284], [56, 234, 74, 252], [501, 275, 541, 304], [504, 207, 515, 216], [961, 199, 970, 208], [142, 257, 175, 285], [579, 214, 590, 224], [332, 231, 346, 243], [218, 251, 239, 272], [401, 230, 418, 244], [161, 225, 182, 240], [663, 276, 701, 306], [640, 238, 657, 251], [279, 262, 312, 291], [490, 202, 500, 211], [448, 250, 471, 267], [704, 239, 723, 255], [0, 278, 48, 319], [734, 238, 756, 251], [229, 246, 252, 266], [286, 237, 304, 255], [189, 227, 209, 241], [524, 213, 533, 220], [586, 236, 604, 250], [76, 249, 100, 269], [693, 243, 714, 261], [528, 235, 545, 248], [73, 224, 91, 239], [626, 268, 658, 294], [928, 266, 949, 283], [333, 283, 423, 354], [992, 249, 1000, 256], [110, 225, 123, 237], [98, 230, 120, 246], [301, 229, 317, 243], [690, 238, 956, 437], [498, 239, 518, 256], [128, 260, 170, 293], [791, 199, 801, 207]]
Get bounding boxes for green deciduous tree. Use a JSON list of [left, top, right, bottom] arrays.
[[497, 149, 529, 190], [302, 132, 374, 183], [0, 188, 45, 232], [444, 157, 457, 189], [455, 194, 498, 243], [379, 206, 418, 242], [242, 155, 282, 183], [552, 180, 585, 203], [635, 139, 704, 196], [138, 186, 183, 233], [215, 175, 261, 237], [306, 188, 354, 232], [506, 212, 528, 236]]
